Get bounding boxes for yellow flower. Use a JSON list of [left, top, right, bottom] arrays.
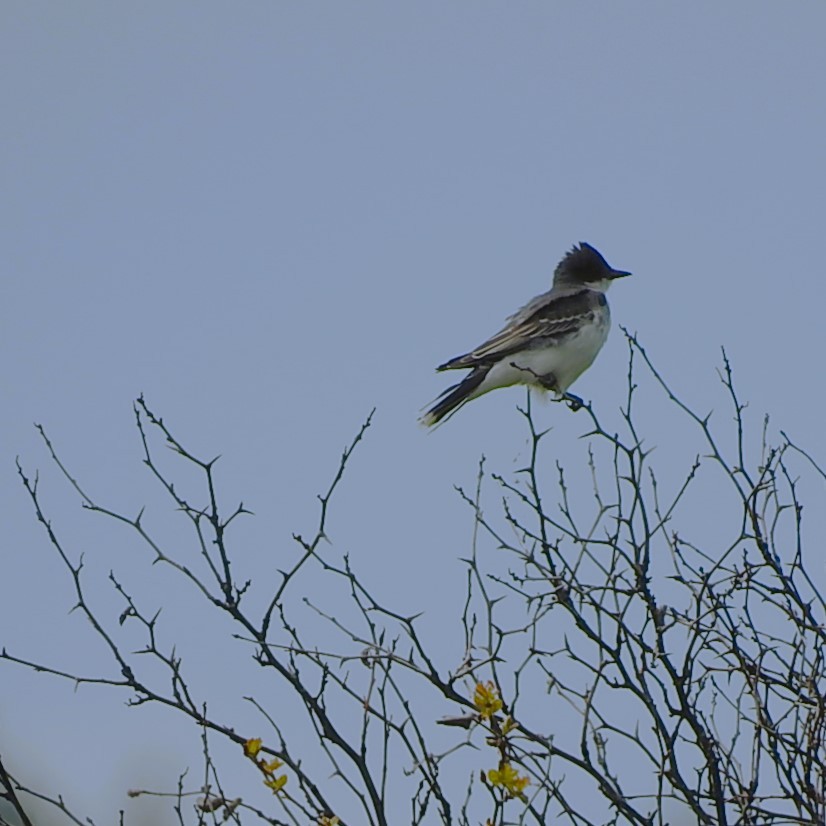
[[261, 758, 284, 775], [488, 762, 530, 798], [473, 681, 503, 719], [264, 774, 288, 793], [243, 738, 263, 758]]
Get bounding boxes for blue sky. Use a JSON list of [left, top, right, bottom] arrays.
[[3, 4, 826, 823]]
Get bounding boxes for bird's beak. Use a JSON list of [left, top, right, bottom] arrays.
[[610, 269, 632, 279]]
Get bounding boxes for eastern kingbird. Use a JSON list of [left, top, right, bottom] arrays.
[[420, 242, 631, 427]]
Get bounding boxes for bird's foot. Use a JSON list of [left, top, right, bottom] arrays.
[[561, 392, 584, 412], [509, 363, 583, 411], [510, 363, 560, 393]]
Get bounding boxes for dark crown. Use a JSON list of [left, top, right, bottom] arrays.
[[556, 243, 613, 280], [554, 242, 630, 285]]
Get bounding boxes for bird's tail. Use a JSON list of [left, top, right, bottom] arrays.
[[419, 369, 488, 428]]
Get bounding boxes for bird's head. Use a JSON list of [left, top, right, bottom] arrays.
[[553, 242, 631, 292]]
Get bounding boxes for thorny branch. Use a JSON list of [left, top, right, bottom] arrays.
[[4, 337, 826, 825]]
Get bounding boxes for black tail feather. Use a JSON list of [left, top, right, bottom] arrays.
[[420, 369, 488, 427]]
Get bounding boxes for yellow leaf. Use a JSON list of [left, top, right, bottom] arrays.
[[264, 774, 288, 793], [243, 738, 263, 758], [487, 762, 530, 798], [473, 681, 503, 719], [261, 758, 284, 775]]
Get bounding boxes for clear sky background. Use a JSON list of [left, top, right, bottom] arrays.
[[3, 3, 826, 824]]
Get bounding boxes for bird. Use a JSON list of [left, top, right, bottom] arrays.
[[420, 242, 631, 427]]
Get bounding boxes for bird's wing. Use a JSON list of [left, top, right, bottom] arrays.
[[438, 288, 606, 371]]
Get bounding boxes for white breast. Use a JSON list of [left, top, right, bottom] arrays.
[[476, 305, 611, 397]]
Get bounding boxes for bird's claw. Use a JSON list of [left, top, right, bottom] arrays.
[[508, 362, 584, 411], [562, 393, 584, 411]]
